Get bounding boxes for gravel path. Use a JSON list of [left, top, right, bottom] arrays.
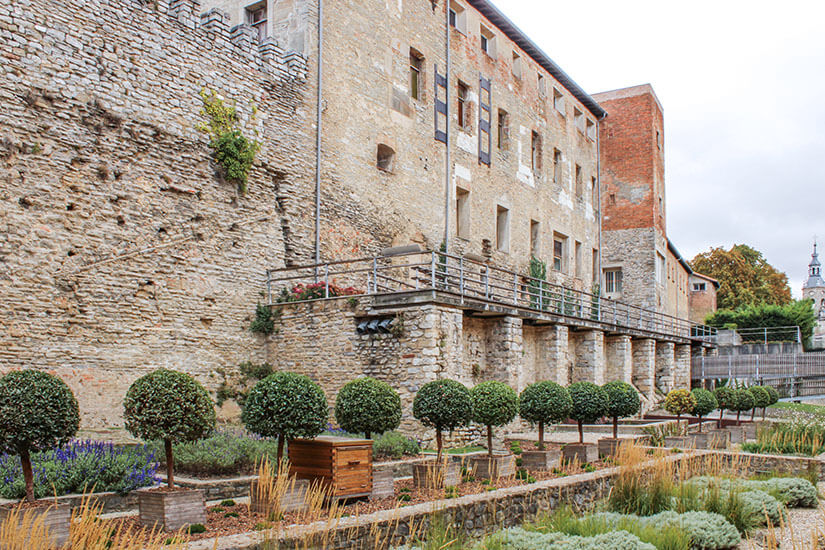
[[738, 485, 825, 549]]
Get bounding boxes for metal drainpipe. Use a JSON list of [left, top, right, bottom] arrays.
[[314, 0, 323, 270], [442, 0, 451, 253], [596, 113, 606, 295]]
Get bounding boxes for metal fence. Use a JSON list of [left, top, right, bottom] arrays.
[[266, 250, 716, 342], [692, 352, 825, 399], [734, 326, 802, 345]]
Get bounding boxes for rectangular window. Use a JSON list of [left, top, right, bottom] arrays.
[[591, 176, 598, 206], [537, 73, 546, 97], [497, 109, 509, 150], [496, 205, 510, 253], [457, 81, 469, 129], [553, 149, 562, 184], [575, 164, 582, 198], [511, 51, 522, 79], [246, 2, 267, 42], [553, 88, 565, 114], [449, 1, 467, 33], [656, 253, 666, 284], [530, 220, 540, 258], [553, 234, 566, 272], [592, 249, 598, 284], [586, 118, 596, 140], [574, 241, 582, 279], [574, 107, 585, 133], [456, 188, 470, 239], [693, 282, 706, 292], [604, 268, 623, 293], [409, 48, 423, 100], [480, 24, 496, 57], [531, 131, 542, 174]]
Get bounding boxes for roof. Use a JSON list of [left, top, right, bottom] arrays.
[[690, 272, 721, 290], [592, 83, 664, 115], [467, 0, 606, 119], [666, 238, 693, 275]]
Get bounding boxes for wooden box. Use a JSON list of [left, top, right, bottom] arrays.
[[288, 436, 373, 499], [137, 488, 205, 532], [0, 503, 71, 548]]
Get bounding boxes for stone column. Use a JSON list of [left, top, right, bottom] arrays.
[[655, 342, 676, 394], [571, 329, 605, 385], [488, 316, 524, 390], [543, 325, 570, 386], [632, 338, 656, 401], [674, 344, 692, 390], [605, 335, 632, 383]]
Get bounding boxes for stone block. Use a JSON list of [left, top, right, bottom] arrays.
[[726, 426, 745, 444], [705, 430, 730, 450], [412, 461, 460, 489], [468, 454, 516, 480], [597, 438, 623, 458], [562, 443, 598, 464], [0, 503, 70, 548], [137, 488, 206, 532], [742, 423, 758, 441], [370, 469, 394, 500], [520, 449, 560, 471], [249, 478, 309, 516], [663, 436, 695, 449]]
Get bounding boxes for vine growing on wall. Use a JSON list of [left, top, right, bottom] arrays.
[[197, 89, 260, 193], [216, 362, 274, 406], [250, 302, 278, 335]]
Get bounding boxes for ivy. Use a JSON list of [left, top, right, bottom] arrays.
[[198, 89, 260, 193], [215, 361, 275, 407], [250, 302, 276, 335]]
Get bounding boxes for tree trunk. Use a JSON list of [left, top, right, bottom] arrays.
[[487, 425, 493, 458], [750, 407, 755, 421], [277, 436, 285, 465], [762, 407, 766, 421], [736, 410, 741, 426], [20, 447, 34, 502], [538, 422, 544, 450], [577, 421, 584, 444], [677, 414, 681, 435], [613, 416, 618, 439], [697, 415, 703, 433], [165, 439, 175, 489], [365, 431, 371, 441], [436, 429, 443, 463]]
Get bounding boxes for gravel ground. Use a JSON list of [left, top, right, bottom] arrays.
[[738, 484, 825, 549]]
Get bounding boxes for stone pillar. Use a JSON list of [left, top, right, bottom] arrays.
[[571, 329, 605, 385], [655, 342, 676, 394], [544, 325, 570, 386], [674, 344, 692, 390], [488, 316, 524, 390], [692, 345, 707, 388], [632, 338, 656, 401], [605, 335, 632, 384]]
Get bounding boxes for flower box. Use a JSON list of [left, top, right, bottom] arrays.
[[137, 488, 205, 532], [0, 502, 71, 548]]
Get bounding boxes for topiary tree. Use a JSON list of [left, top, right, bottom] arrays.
[[242, 372, 328, 465], [690, 388, 718, 433], [664, 389, 697, 430], [519, 381, 572, 449], [567, 382, 609, 444], [602, 381, 641, 439], [747, 386, 771, 421], [124, 368, 215, 488], [763, 385, 780, 419], [0, 370, 80, 502], [713, 386, 735, 429], [731, 388, 755, 426], [334, 377, 401, 440], [413, 379, 473, 462], [470, 381, 519, 458]]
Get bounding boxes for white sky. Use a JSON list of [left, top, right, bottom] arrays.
[[494, 0, 825, 299]]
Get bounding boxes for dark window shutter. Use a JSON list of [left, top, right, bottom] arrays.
[[434, 65, 448, 143], [478, 76, 492, 165]]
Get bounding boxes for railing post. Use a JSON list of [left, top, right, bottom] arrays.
[[431, 252, 436, 288], [484, 266, 490, 299], [324, 264, 329, 298], [561, 290, 565, 315], [372, 257, 378, 294], [764, 327, 768, 345], [459, 256, 465, 296]]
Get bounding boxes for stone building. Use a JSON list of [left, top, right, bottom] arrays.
[[803, 243, 825, 349], [688, 273, 719, 324]]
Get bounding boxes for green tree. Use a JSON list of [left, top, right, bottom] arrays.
[[705, 300, 816, 349], [602, 381, 641, 439], [690, 244, 791, 310], [470, 381, 519, 457], [413, 379, 473, 462], [664, 389, 697, 428], [713, 386, 735, 429], [519, 381, 572, 449], [334, 377, 401, 439], [748, 386, 771, 421], [567, 382, 609, 444], [690, 388, 718, 433]]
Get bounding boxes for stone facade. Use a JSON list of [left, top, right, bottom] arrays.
[[802, 243, 825, 349]]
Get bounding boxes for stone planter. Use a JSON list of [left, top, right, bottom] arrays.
[[742, 423, 758, 441], [468, 454, 516, 480], [520, 448, 561, 471], [691, 432, 710, 449], [0, 502, 71, 548], [597, 438, 623, 458], [249, 478, 310, 517], [706, 429, 731, 450], [726, 426, 745, 444], [137, 488, 205, 532], [412, 460, 460, 489], [663, 436, 695, 449], [562, 443, 598, 464], [370, 469, 394, 500]]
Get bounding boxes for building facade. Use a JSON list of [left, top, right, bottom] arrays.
[[803, 243, 825, 349]]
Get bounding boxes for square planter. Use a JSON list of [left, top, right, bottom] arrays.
[[0, 502, 71, 548], [370, 468, 394, 500], [726, 426, 745, 444], [412, 460, 460, 489], [597, 438, 624, 458], [249, 477, 310, 517], [742, 423, 758, 441], [691, 432, 710, 449], [663, 436, 695, 449], [468, 453, 516, 480], [706, 430, 730, 450], [137, 488, 206, 532], [521, 448, 561, 471], [562, 443, 598, 464]]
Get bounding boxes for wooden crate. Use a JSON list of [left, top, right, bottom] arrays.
[[288, 436, 373, 498]]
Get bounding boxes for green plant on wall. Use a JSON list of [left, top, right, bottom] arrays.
[[527, 256, 550, 311], [216, 361, 275, 407], [250, 302, 277, 335], [198, 89, 260, 193]]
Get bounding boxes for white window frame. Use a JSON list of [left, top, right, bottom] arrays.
[[480, 24, 496, 58], [604, 268, 623, 293]]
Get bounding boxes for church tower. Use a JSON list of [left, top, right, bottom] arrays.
[[803, 242, 825, 348]]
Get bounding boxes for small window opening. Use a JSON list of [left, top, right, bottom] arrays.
[[530, 220, 540, 258], [497, 109, 510, 150], [537, 73, 546, 97], [553, 234, 566, 272], [604, 268, 623, 293], [456, 188, 470, 238], [574, 241, 582, 279], [480, 24, 496, 57], [553, 148, 562, 184], [591, 176, 597, 206], [511, 51, 522, 79], [553, 88, 564, 114], [449, 1, 467, 33], [575, 164, 582, 198], [409, 48, 423, 100], [376, 144, 395, 172], [496, 205, 510, 253], [457, 81, 469, 129], [246, 1, 267, 42], [531, 131, 542, 174]]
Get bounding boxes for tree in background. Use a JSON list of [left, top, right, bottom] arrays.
[[705, 300, 816, 349], [691, 244, 791, 310]]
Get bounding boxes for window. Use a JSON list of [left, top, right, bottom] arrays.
[[609, 193, 616, 205], [537, 73, 546, 97], [574, 107, 585, 133], [574, 241, 582, 279], [409, 48, 423, 100], [656, 130, 662, 149], [511, 51, 522, 79], [457, 81, 469, 130], [553, 234, 566, 272], [575, 164, 582, 198], [592, 249, 598, 284], [530, 220, 540, 258], [496, 205, 510, 253], [553, 88, 564, 114], [531, 131, 542, 173], [497, 109, 510, 150], [449, 1, 467, 33], [656, 253, 666, 284], [591, 176, 597, 206], [553, 149, 562, 184], [604, 269, 623, 293], [480, 24, 496, 57], [456, 188, 470, 239], [586, 118, 596, 140], [376, 144, 395, 172], [693, 282, 707, 292], [246, 2, 267, 42]]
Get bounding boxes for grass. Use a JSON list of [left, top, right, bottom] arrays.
[[768, 402, 825, 415], [422, 445, 485, 455], [742, 420, 825, 457]]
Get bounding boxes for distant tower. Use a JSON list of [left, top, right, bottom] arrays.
[[803, 242, 825, 348]]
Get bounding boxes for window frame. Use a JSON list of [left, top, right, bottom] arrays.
[[457, 80, 469, 130], [409, 48, 423, 101], [604, 268, 623, 294], [245, 1, 267, 42]]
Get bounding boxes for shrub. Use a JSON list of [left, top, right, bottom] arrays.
[[664, 389, 696, 424], [242, 372, 328, 463], [590, 510, 740, 550], [519, 381, 572, 449], [471, 381, 519, 457], [372, 431, 420, 460], [690, 389, 718, 433], [737, 490, 785, 527], [0, 370, 80, 502], [484, 527, 657, 550], [747, 386, 771, 421], [742, 416, 825, 456], [756, 477, 818, 507], [334, 377, 401, 439], [713, 386, 735, 428], [731, 388, 755, 425], [567, 382, 609, 444], [764, 386, 780, 407], [602, 381, 641, 439], [187, 523, 207, 534], [412, 379, 472, 462]]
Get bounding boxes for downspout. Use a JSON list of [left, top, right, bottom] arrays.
[[314, 0, 323, 268], [596, 113, 606, 296], [442, 0, 451, 253]]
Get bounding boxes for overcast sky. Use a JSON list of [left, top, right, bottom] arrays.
[[494, 0, 825, 298]]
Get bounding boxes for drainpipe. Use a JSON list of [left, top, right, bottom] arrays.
[[442, 0, 451, 253], [314, 0, 323, 269], [596, 113, 606, 295]]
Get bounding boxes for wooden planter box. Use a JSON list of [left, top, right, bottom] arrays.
[[249, 478, 310, 516], [706, 429, 731, 449], [521, 448, 560, 471], [468, 453, 516, 480], [288, 436, 373, 499], [412, 460, 460, 489], [137, 488, 205, 532], [0, 502, 71, 548], [370, 469, 394, 500], [562, 443, 598, 464], [663, 435, 694, 449], [597, 438, 623, 458]]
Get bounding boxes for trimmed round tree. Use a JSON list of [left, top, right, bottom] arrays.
[[748, 386, 771, 421], [334, 377, 401, 439], [567, 382, 609, 444], [519, 381, 572, 449], [732, 388, 755, 425], [0, 370, 80, 502], [713, 386, 735, 429], [664, 389, 697, 427], [124, 368, 215, 488], [470, 381, 519, 457], [763, 386, 780, 419], [602, 381, 641, 439], [242, 372, 328, 465], [412, 379, 472, 462], [690, 388, 718, 433]]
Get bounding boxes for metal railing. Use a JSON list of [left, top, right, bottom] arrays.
[[692, 352, 825, 399], [265, 250, 717, 342], [734, 326, 802, 345]]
